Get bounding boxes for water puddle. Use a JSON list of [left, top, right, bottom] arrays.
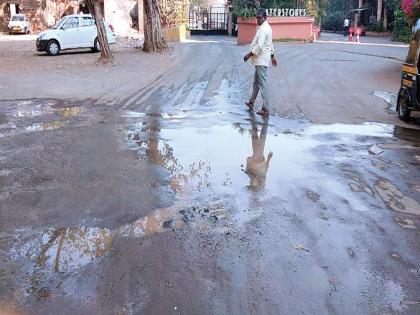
[[10, 201, 230, 273], [385, 280, 406, 312], [2, 101, 86, 135], [118, 75, 420, 232], [373, 91, 397, 113], [10, 100, 85, 119], [306, 122, 394, 138], [25, 120, 68, 132], [15, 109, 46, 117], [35, 227, 114, 273], [120, 110, 147, 118], [58, 107, 85, 117], [127, 117, 400, 198]]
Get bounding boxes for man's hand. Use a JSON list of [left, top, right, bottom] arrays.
[[271, 56, 277, 67], [243, 52, 253, 62]]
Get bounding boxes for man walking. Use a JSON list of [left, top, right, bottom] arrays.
[[243, 8, 277, 117], [343, 17, 350, 36]]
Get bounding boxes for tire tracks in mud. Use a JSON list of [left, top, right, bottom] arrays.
[[114, 40, 239, 113]]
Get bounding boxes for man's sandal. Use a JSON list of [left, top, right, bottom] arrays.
[[246, 101, 254, 111], [257, 108, 270, 117]]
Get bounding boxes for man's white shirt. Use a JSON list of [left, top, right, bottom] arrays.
[[250, 20, 274, 67]]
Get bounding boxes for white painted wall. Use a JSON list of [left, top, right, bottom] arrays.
[[104, 0, 138, 36]]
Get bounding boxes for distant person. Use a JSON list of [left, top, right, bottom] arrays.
[[245, 112, 273, 190], [243, 8, 277, 117], [343, 18, 350, 36]]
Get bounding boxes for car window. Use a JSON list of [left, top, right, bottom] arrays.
[[62, 17, 79, 29], [81, 17, 94, 27], [12, 15, 24, 21], [52, 17, 65, 29]]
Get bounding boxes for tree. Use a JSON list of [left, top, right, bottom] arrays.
[[377, 0, 383, 21], [143, 0, 169, 53], [85, 0, 114, 64]]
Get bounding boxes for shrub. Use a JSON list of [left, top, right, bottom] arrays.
[[231, 0, 258, 18], [322, 11, 345, 31], [392, 9, 412, 42], [366, 21, 385, 32]]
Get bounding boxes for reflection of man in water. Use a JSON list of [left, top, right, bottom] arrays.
[[246, 113, 273, 189]]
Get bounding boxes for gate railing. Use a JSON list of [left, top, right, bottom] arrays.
[[188, 11, 228, 31]]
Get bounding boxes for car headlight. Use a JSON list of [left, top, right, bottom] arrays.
[[38, 34, 45, 40]]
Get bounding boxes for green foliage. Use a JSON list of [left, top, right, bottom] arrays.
[[160, 0, 188, 27], [322, 0, 354, 29], [189, 0, 213, 10], [392, 9, 412, 42], [325, 0, 356, 15], [234, 7, 257, 18], [366, 20, 385, 32], [232, 0, 258, 18], [385, 0, 403, 11], [231, 0, 327, 19], [322, 11, 345, 31]]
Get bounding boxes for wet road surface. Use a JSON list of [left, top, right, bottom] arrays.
[[1, 37, 420, 315]]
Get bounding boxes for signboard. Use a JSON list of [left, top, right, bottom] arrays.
[[266, 8, 307, 17]]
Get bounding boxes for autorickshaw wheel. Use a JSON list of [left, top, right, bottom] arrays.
[[397, 95, 411, 121]]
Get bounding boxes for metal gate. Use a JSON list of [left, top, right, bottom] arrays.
[[188, 9, 228, 35]]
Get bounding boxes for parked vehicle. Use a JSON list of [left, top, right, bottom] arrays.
[[8, 14, 31, 34], [36, 14, 116, 56], [397, 19, 420, 121]]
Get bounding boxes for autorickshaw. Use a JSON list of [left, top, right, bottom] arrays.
[[397, 19, 420, 121]]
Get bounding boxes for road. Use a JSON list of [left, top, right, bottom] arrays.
[[0, 33, 419, 314]]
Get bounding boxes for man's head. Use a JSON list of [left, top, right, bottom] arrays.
[[256, 8, 267, 26]]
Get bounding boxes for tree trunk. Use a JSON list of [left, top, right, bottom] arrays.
[[86, 0, 114, 64], [143, 0, 168, 53], [355, 0, 363, 28], [383, 7, 388, 30], [377, 0, 382, 22]]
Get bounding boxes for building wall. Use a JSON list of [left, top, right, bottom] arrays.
[[0, 0, 81, 33], [104, 0, 137, 36], [237, 17, 315, 45]]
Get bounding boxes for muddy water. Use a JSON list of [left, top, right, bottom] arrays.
[[121, 78, 418, 226], [1, 79, 420, 313], [373, 90, 397, 113]]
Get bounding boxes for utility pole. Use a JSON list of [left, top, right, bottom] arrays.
[[355, 0, 363, 28]]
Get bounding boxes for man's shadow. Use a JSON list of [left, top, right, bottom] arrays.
[[245, 111, 273, 190]]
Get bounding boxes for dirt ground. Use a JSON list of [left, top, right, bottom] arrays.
[[0, 33, 419, 315], [0, 33, 414, 125]]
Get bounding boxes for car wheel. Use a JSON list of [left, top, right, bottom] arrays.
[[92, 38, 101, 52], [46, 40, 60, 56], [397, 94, 411, 121]]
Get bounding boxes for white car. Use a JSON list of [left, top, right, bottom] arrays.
[[36, 14, 116, 56], [8, 14, 30, 34]]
